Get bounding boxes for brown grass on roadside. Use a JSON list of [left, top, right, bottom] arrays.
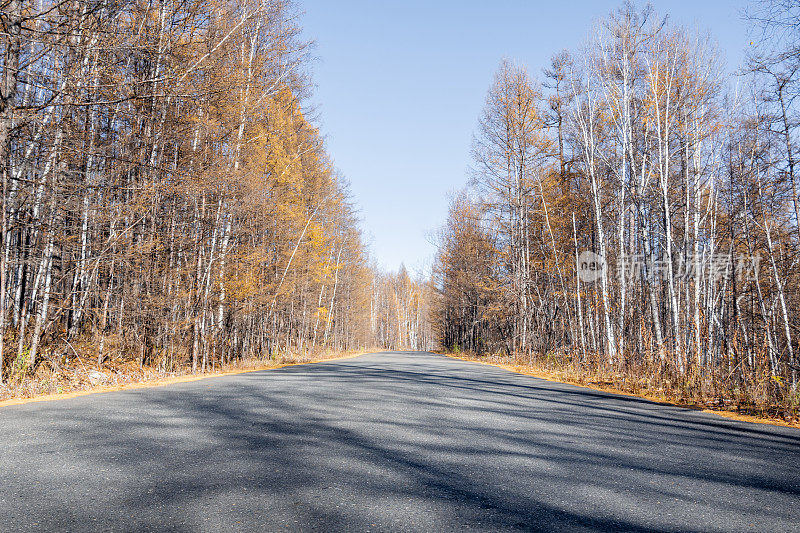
[[0, 346, 371, 404]]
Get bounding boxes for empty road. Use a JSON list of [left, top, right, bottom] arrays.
[[1, 351, 798, 532]]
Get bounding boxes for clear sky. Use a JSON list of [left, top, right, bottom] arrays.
[[297, 0, 752, 275]]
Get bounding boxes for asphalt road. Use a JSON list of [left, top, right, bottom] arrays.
[[1, 351, 798, 532]]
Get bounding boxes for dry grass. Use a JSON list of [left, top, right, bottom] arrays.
[[442, 351, 800, 429], [0, 347, 372, 404]]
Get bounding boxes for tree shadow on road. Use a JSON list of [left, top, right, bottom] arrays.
[[2, 352, 799, 532]]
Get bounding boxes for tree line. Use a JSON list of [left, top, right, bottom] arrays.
[[371, 266, 435, 352], [433, 1, 800, 412], [0, 0, 382, 383]]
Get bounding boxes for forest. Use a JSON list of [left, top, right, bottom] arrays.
[[3, 0, 799, 420], [0, 0, 432, 397], [432, 1, 800, 417]]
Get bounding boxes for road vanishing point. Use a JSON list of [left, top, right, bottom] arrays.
[[1, 351, 798, 532]]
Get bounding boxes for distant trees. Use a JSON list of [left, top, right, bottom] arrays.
[[0, 0, 374, 382], [434, 2, 800, 411], [371, 266, 435, 351]]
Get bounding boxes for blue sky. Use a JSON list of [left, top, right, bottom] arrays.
[[297, 0, 752, 275]]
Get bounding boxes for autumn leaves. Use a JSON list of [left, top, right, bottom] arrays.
[[432, 3, 800, 414], [0, 0, 371, 382]]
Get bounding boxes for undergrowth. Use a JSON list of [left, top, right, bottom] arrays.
[[0, 342, 368, 402]]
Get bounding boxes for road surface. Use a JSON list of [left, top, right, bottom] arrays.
[[1, 351, 798, 532]]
